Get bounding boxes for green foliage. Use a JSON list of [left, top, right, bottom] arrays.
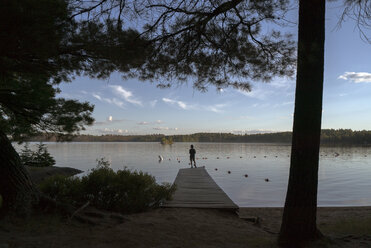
[[95, 157, 111, 169], [39, 160, 175, 214], [20, 143, 56, 167], [38, 175, 83, 206], [160, 136, 173, 145], [0, 0, 149, 142], [134, 0, 295, 91]]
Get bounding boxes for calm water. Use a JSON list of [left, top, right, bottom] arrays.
[[16, 142, 371, 207]]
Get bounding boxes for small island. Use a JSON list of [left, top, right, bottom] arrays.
[[160, 136, 173, 145]]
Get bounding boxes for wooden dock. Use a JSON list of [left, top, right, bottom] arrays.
[[163, 167, 238, 209]]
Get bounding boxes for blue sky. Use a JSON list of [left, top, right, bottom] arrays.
[[58, 2, 371, 135]]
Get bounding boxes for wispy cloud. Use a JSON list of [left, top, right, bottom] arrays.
[[92, 93, 102, 101], [237, 79, 294, 100], [137, 120, 164, 125], [93, 93, 125, 109], [58, 92, 84, 99], [94, 116, 128, 125], [109, 85, 142, 106], [230, 129, 275, 135], [153, 127, 178, 131], [237, 88, 274, 100], [251, 103, 271, 108], [269, 79, 295, 89], [137, 121, 149, 125], [88, 128, 130, 134], [338, 72, 371, 83], [204, 104, 227, 113], [273, 101, 294, 108], [162, 98, 189, 110], [162, 97, 227, 113]]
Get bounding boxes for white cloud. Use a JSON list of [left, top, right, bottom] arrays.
[[162, 97, 227, 113], [162, 98, 189, 110], [153, 127, 178, 131], [94, 116, 128, 125], [92, 93, 125, 109], [137, 121, 149, 125], [110, 85, 142, 106], [204, 104, 227, 113], [96, 128, 129, 134], [137, 120, 164, 125], [238, 88, 274, 100], [273, 101, 294, 108], [270, 79, 295, 89], [251, 103, 271, 108], [112, 98, 125, 108], [92, 94, 102, 101], [230, 129, 275, 135], [338, 72, 371, 83]]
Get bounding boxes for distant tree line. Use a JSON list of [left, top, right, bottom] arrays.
[[25, 129, 371, 146]]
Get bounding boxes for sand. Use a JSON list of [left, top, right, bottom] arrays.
[[1, 207, 371, 248]]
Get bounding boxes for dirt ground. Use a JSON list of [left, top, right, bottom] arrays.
[[1, 206, 371, 248], [2, 167, 370, 247]]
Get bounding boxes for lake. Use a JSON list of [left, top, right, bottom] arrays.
[[16, 142, 371, 207]]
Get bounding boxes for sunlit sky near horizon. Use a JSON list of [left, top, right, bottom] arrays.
[[58, 2, 371, 135]]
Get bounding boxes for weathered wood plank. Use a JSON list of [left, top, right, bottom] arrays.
[[163, 167, 238, 209]]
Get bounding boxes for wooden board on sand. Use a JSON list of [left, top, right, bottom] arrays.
[[163, 167, 238, 209]]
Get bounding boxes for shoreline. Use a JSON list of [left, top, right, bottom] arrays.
[[3, 164, 371, 247]]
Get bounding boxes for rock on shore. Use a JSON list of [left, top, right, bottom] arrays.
[[26, 166, 82, 184]]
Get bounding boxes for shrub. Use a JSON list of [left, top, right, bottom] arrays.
[[39, 175, 84, 206], [20, 143, 56, 167], [39, 160, 176, 214]]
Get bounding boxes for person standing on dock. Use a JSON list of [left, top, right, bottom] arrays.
[[189, 145, 197, 168]]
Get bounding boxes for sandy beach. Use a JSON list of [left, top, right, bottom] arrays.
[[1, 206, 371, 248]]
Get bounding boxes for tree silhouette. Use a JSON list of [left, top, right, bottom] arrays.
[[278, 0, 325, 245], [0, 0, 150, 214], [2, 0, 370, 246]]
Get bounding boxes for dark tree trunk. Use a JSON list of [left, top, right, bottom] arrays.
[[0, 130, 38, 216], [278, 0, 325, 246]]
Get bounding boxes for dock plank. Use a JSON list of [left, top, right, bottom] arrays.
[[163, 167, 238, 209]]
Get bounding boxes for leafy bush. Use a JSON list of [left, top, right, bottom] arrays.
[[20, 143, 55, 167], [38, 175, 84, 206], [39, 160, 176, 214]]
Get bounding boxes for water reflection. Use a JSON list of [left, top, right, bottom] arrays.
[[15, 142, 371, 207]]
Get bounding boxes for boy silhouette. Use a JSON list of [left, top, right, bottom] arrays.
[[189, 144, 197, 168]]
